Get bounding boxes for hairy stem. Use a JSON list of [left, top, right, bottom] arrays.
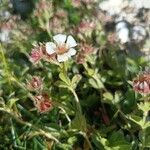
[[141, 111, 148, 150], [69, 87, 82, 115]]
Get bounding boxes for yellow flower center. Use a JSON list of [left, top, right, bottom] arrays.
[[56, 44, 68, 55]]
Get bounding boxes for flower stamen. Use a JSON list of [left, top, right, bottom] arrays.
[[56, 44, 68, 55]]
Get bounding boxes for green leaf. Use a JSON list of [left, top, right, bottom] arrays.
[[71, 74, 82, 89], [129, 115, 144, 127], [89, 78, 99, 89], [67, 136, 77, 145], [108, 131, 131, 150], [87, 68, 95, 76], [145, 135, 150, 148], [55, 81, 68, 89], [114, 91, 121, 104], [71, 114, 87, 132], [103, 92, 113, 101], [121, 89, 136, 113], [138, 102, 150, 112], [59, 72, 70, 85], [111, 145, 131, 150], [7, 98, 19, 108], [89, 78, 104, 89], [91, 132, 110, 150]]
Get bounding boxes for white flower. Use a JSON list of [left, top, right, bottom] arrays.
[[46, 34, 77, 62]]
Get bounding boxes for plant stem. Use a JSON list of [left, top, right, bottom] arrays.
[[82, 132, 94, 150], [0, 107, 59, 143], [59, 106, 71, 126], [62, 63, 82, 116], [70, 88, 94, 150], [69, 87, 82, 115], [0, 44, 12, 89], [141, 111, 148, 150], [61, 62, 93, 149]]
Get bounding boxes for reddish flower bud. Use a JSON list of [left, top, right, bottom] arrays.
[[80, 43, 95, 54], [30, 44, 44, 64], [78, 20, 95, 33], [76, 43, 95, 64], [133, 73, 150, 94], [27, 76, 43, 91], [34, 93, 53, 113], [76, 53, 86, 64]]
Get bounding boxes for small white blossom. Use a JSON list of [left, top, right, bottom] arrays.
[[46, 34, 77, 62]]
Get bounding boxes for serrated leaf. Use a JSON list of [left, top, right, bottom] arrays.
[[71, 74, 81, 89], [59, 72, 70, 85], [138, 102, 150, 112], [89, 78, 104, 89], [87, 68, 95, 76], [55, 81, 68, 89], [103, 92, 113, 101]]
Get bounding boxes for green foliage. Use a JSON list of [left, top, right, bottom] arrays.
[[0, 0, 150, 149], [92, 131, 132, 150]]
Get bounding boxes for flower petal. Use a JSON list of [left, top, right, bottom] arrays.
[[46, 42, 56, 55], [66, 35, 77, 48], [68, 48, 76, 56], [53, 34, 67, 44], [57, 53, 69, 62]]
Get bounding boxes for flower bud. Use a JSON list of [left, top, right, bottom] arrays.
[[34, 93, 53, 113], [27, 76, 43, 91]]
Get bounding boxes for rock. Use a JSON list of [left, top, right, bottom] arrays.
[[116, 22, 130, 43], [132, 25, 147, 42]]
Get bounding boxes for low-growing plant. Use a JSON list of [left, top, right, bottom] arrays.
[[0, 0, 150, 150]]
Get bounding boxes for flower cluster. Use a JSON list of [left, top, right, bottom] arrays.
[[29, 34, 78, 112], [30, 34, 77, 63]]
